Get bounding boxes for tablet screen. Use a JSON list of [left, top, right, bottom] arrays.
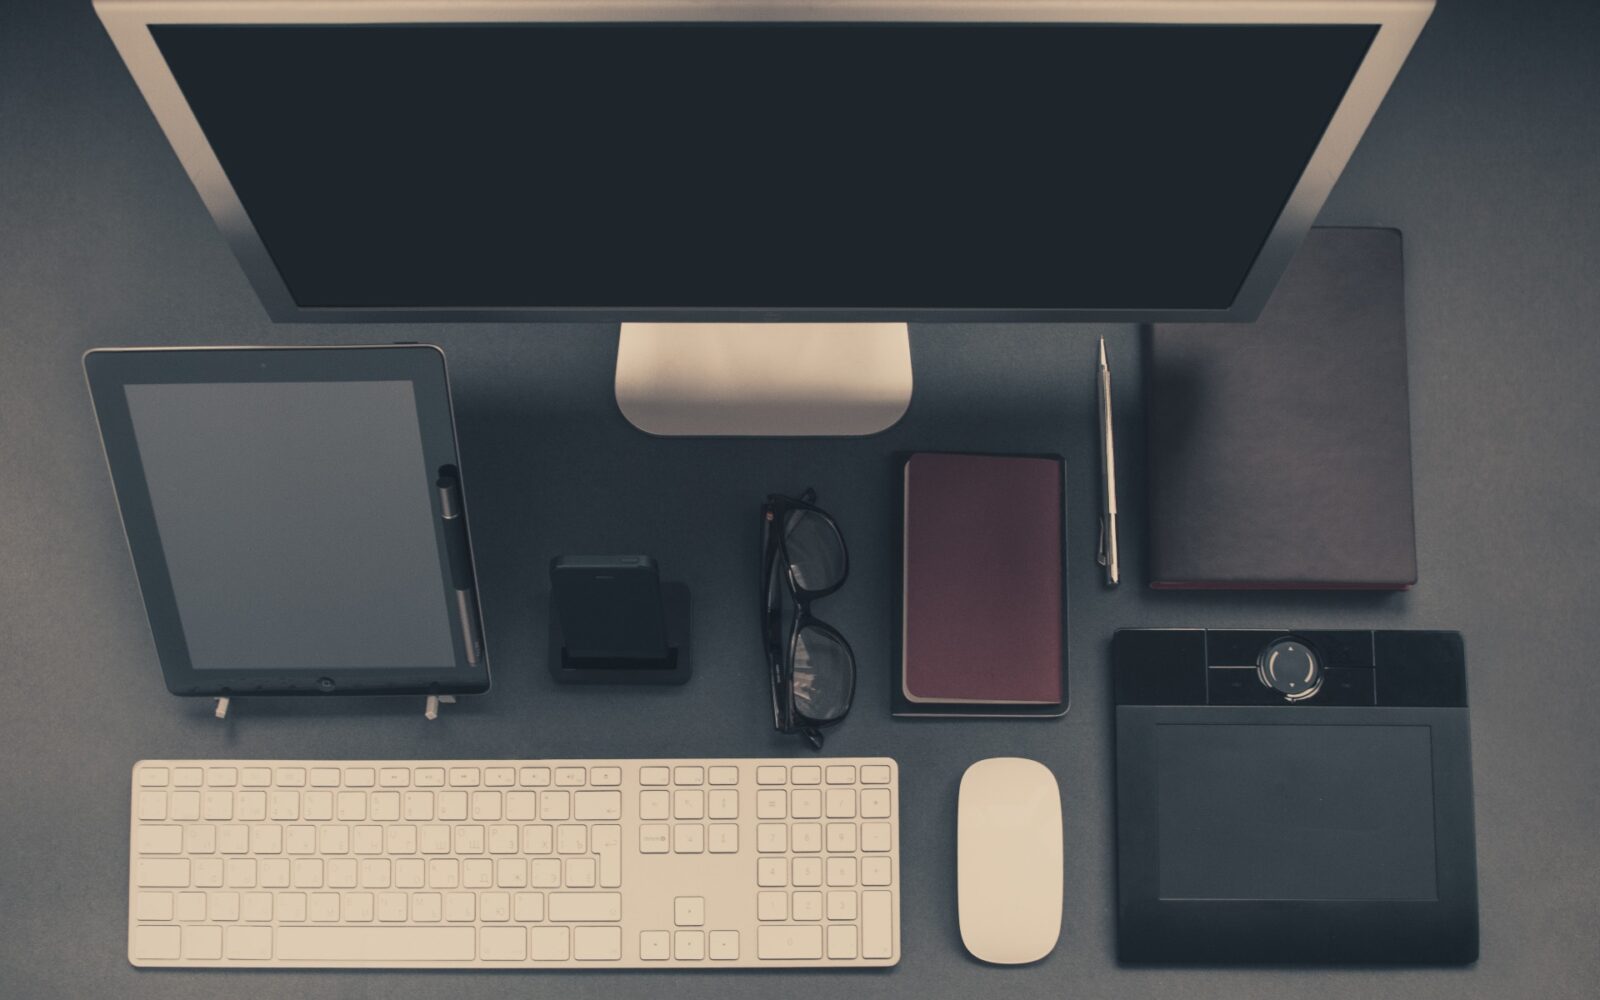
[[1155, 723, 1438, 901], [123, 379, 456, 671]]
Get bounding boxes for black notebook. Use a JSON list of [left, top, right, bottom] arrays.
[[1145, 227, 1417, 589]]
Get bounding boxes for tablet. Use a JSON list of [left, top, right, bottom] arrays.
[[85, 346, 488, 697], [1113, 629, 1478, 965]]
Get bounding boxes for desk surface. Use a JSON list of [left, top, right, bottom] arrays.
[[3, 1, 1598, 998]]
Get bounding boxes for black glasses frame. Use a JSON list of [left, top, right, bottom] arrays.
[[761, 489, 856, 750]]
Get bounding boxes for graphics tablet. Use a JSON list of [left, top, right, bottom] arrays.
[[85, 345, 488, 698], [1113, 629, 1478, 965]]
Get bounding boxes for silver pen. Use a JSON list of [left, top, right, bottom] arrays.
[[1096, 338, 1120, 587]]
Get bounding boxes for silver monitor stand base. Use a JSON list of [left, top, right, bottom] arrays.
[[615, 323, 912, 436]]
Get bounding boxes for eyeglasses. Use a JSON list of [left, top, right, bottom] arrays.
[[762, 489, 855, 750]]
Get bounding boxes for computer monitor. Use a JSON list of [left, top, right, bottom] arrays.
[[96, 0, 1432, 435]]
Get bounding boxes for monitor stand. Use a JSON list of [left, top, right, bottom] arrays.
[[615, 323, 912, 436]]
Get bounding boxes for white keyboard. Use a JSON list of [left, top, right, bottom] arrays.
[[128, 757, 900, 968]]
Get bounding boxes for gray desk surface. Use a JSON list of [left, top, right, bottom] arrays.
[[2, 1, 1597, 998]]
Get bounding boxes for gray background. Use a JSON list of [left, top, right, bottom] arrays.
[[1, 0, 1596, 997]]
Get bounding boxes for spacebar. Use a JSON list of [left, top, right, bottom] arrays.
[[277, 927, 476, 962]]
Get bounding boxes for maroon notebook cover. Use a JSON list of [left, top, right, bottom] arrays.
[[901, 453, 1063, 704]]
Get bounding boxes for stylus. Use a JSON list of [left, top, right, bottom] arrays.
[[437, 473, 484, 665], [1096, 338, 1120, 587]]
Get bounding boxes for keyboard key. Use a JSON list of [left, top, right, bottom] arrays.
[[137, 792, 166, 821], [137, 767, 168, 787], [133, 926, 181, 961], [791, 823, 822, 853], [550, 892, 622, 921], [708, 789, 739, 819], [169, 791, 200, 821], [237, 791, 267, 821], [862, 857, 892, 886], [861, 764, 892, 784], [275, 892, 305, 921], [827, 924, 859, 960], [539, 791, 570, 821], [825, 765, 856, 784], [638, 766, 670, 786], [414, 768, 445, 787], [674, 896, 704, 926], [758, 858, 788, 887], [590, 766, 622, 786], [594, 825, 622, 887], [673, 766, 704, 785], [514, 891, 545, 921], [310, 768, 341, 787], [338, 791, 367, 821], [827, 823, 857, 853], [505, 791, 538, 820], [437, 792, 468, 821], [791, 890, 822, 921], [521, 825, 553, 854], [708, 823, 739, 853], [269, 791, 299, 821], [640, 930, 670, 960], [861, 788, 892, 818], [302, 791, 333, 821], [574, 790, 621, 820], [710, 930, 740, 960], [241, 767, 273, 787], [825, 788, 856, 818], [274, 767, 304, 787], [278, 926, 474, 961], [757, 824, 787, 853], [790, 789, 822, 818], [413, 892, 441, 922], [135, 859, 189, 888], [672, 824, 704, 854], [639, 825, 670, 854], [193, 858, 224, 888], [184, 925, 222, 960], [827, 890, 857, 920], [344, 768, 375, 787], [173, 767, 203, 787], [480, 926, 526, 961], [792, 858, 822, 887], [555, 767, 586, 786], [557, 825, 588, 854], [862, 822, 893, 852], [674, 789, 705, 820], [528, 855, 561, 888], [471, 791, 501, 820], [530, 927, 570, 960], [790, 766, 821, 785], [565, 858, 597, 887], [448, 767, 480, 786], [185, 825, 216, 854], [484, 767, 516, 787], [175, 891, 206, 921], [758, 891, 787, 921], [342, 891, 373, 922], [326, 858, 357, 888], [137, 825, 183, 854], [674, 930, 705, 960], [827, 857, 858, 887], [639, 790, 670, 820], [496, 857, 528, 888], [758, 925, 823, 960], [480, 891, 510, 921], [756, 766, 786, 785], [863, 891, 893, 959], [708, 766, 739, 785], [379, 767, 410, 787], [444, 892, 475, 921], [519, 767, 551, 787], [225, 926, 272, 960], [136, 891, 173, 920], [756, 790, 786, 819]]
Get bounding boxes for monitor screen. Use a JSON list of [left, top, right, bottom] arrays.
[[149, 21, 1376, 313], [1154, 723, 1439, 902], [122, 380, 457, 671]]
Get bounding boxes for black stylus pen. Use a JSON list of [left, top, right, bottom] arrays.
[[437, 472, 484, 665]]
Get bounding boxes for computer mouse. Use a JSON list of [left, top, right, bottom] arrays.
[[957, 757, 1063, 964]]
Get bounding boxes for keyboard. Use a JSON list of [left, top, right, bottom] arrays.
[[128, 757, 900, 968]]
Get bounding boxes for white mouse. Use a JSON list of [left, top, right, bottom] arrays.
[[957, 757, 1063, 964]]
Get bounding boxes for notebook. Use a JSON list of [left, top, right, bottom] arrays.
[[1146, 227, 1418, 590], [894, 452, 1067, 717]]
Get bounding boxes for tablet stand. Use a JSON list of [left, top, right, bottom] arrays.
[[210, 693, 457, 720]]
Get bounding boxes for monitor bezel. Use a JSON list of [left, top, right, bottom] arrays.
[[94, 0, 1433, 323]]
